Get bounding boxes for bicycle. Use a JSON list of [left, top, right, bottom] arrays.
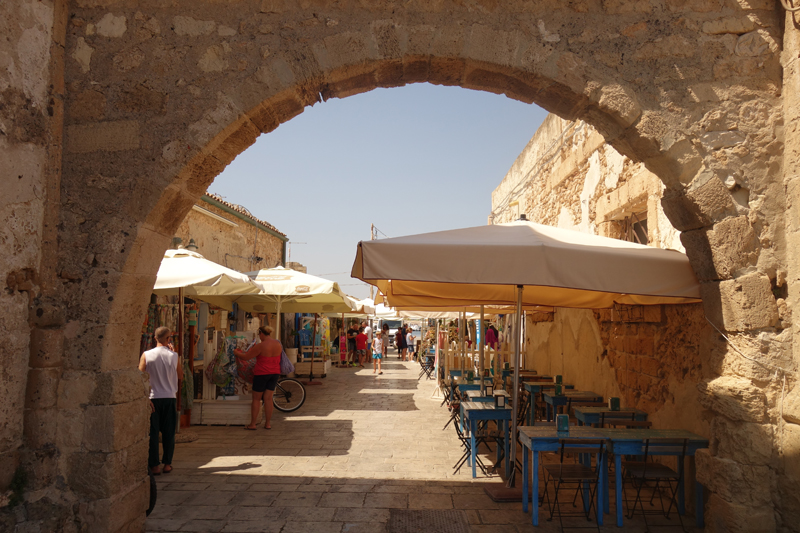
[[272, 377, 306, 412]]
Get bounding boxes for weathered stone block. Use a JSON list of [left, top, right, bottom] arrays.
[[696, 451, 774, 505], [783, 386, 800, 425], [25, 368, 60, 409], [711, 417, 774, 465], [65, 121, 140, 153], [704, 493, 776, 533], [83, 399, 149, 452], [91, 369, 149, 406], [685, 170, 739, 226], [698, 375, 767, 423], [700, 273, 779, 331], [683, 216, 758, 281], [29, 328, 63, 369], [58, 371, 95, 409], [23, 408, 58, 448]]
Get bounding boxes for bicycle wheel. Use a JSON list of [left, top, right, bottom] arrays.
[[273, 378, 306, 412]]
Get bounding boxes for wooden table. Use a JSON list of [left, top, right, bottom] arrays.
[[523, 382, 574, 425], [542, 390, 603, 421], [518, 426, 709, 527], [573, 407, 648, 426], [461, 401, 512, 478]]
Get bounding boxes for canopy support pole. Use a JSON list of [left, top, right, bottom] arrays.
[[507, 285, 523, 488], [479, 305, 485, 393], [306, 313, 322, 385]]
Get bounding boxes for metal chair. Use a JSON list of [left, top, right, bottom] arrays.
[[417, 353, 435, 380], [622, 438, 688, 532], [542, 438, 605, 532], [452, 409, 488, 476]]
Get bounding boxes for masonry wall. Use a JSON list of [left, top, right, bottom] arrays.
[[174, 199, 284, 273], [0, 0, 60, 503], [494, 112, 794, 529]]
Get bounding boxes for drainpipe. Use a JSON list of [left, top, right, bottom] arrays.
[[281, 240, 286, 267]]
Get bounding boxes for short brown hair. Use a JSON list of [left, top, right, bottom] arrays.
[[155, 326, 170, 341], [257, 325, 273, 336]]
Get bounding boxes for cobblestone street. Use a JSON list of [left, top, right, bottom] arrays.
[[146, 355, 700, 533]]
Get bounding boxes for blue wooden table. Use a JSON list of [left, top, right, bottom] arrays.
[[542, 390, 603, 421], [573, 407, 648, 426], [465, 389, 509, 402], [461, 401, 512, 478], [523, 382, 574, 425], [518, 426, 708, 527]]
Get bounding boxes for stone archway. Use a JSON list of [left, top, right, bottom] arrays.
[[6, 1, 794, 531]]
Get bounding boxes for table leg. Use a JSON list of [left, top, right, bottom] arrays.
[[460, 403, 465, 433], [695, 480, 704, 527], [471, 418, 477, 478], [604, 453, 610, 515], [532, 449, 540, 526], [546, 402, 552, 422], [504, 419, 510, 480], [522, 444, 529, 513], [615, 454, 623, 527], [678, 456, 686, 515], [597, 452, 604, 526]]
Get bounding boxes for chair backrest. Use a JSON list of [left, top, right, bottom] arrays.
[[558, 438, 605, 462], [605, 420, 653, 429], [641, 438, 688, 459]]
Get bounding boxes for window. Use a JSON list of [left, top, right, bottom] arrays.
[[620, 211, 648, 245]]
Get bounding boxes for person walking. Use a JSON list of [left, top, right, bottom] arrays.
[[372, 333, 383, 375], [363, 321, 373, 357], [486, 324, 499, 350], [139, 326, 182, 475], [381, 324, 390, 359], [234, 325, 282, 430], [395, 328, 405, 361], [356, 326, 368, 368], [406, 328, 415, 361], [346, 322, 358, 367]]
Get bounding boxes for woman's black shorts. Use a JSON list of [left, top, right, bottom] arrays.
[[252, 374, 280, 392]]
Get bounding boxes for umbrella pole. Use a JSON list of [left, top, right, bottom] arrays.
[[479, 305, 485, 393], [507, 285, 523, 488], [306, 313, 322, 385], [275, 299, 282, 346]]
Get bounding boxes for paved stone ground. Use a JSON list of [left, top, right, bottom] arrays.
[[146, 353, 702, 532]]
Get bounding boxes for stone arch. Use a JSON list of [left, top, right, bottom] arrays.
[[22, 1, 790, 530]]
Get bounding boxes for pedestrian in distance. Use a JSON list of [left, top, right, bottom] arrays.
[[395, 328, 404, 361], [406, 328, 415, 361], [234, 325, 282, 430], [347, 322, 358, 366], [381, 324, 390, 359], [363, 321, 373, 356], [139, 326, 182, 476], [372, 334, 383, 375], [356, 326, 368, 368]]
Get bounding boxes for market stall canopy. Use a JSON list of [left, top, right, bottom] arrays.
[[352, 220, 701, 309], [152, 249, 260, 310], [200, 267, 357, 314]]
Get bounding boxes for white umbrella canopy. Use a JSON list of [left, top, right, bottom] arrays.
[[352, 219, 701, 308], [200, 267, 357, 340], [153, 249, 260, 310]]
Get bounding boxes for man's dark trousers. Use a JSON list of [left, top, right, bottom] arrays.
[[149, 398, 177, 468]]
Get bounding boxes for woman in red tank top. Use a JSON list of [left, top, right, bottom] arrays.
[[235, 325, 282, 430]]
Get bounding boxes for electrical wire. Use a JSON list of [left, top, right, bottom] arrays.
[[704, 316, 795, 376]]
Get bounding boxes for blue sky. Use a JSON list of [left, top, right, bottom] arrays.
[[208, 83, 548, 299]]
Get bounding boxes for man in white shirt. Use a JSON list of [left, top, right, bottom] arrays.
[[139, 326, 183, 475], [363, 321, 373, 356]]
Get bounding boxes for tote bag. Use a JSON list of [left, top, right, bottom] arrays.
[[280, 349, 295, 375]]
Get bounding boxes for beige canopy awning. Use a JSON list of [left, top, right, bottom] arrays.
[[352, 220, 701, 309], [153, 249, 260, 310]]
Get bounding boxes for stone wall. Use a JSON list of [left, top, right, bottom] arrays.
[[174, 195, 286, 273]]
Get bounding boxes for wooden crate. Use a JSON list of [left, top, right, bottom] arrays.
[[293, 360, 330, 377]]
